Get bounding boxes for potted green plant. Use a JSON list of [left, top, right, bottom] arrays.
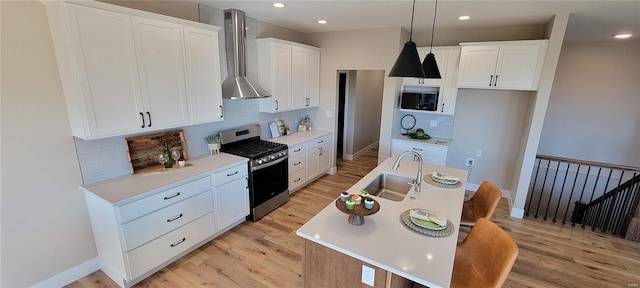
[[205, 134, 222, 155]]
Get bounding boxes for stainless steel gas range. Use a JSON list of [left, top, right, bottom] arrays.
[[219, 125, 288, 221]]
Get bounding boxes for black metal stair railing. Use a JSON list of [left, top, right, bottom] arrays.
[[525, 155, 640, 236]]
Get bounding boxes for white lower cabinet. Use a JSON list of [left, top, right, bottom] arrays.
[[126, 212, 216, 280], [212, 163, 250, 229], [305, 134, 332, 182], [391, 139, 448, 166], [282, 133, 332, 193], [84, 161, 249, 287]]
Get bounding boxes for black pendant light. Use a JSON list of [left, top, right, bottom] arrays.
[[422, 0, 441, 79], [389, 0, 425, 78]]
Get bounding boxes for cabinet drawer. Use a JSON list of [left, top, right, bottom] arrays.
[[306, 134, 331, 150], [392, 140, 448, 166], [289, 168, 306, 192], [126, 212, 216, 280], [121, 190, 213, 251], [117, 176, 211, 223], [289, 154, 306, 173], [289, 143, 305, 158], [213, 163, 248, 187]]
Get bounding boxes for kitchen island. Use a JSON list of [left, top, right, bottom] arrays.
[[297, 157, 467, 288]]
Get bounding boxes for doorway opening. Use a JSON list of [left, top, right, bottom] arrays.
[[336, 70, 385, 161]]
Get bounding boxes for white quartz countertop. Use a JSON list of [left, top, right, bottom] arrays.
[[296, 157, 466, 288], [81, 153, 248, 205], [267, 129, 332, 146], [393, 135, 452, 147]]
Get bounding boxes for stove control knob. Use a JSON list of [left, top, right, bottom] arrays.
[[257, 159, 264, 165], [270, 155, 276, 160]]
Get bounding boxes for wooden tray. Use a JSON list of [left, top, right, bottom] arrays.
[[125, 130, 188, 174]]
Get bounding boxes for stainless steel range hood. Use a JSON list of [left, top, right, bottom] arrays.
[[222, 9, 270, 99]]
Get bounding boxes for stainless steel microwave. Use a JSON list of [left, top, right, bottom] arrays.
[[400, 88, 439, 111]]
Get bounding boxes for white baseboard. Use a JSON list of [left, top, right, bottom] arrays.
[[32, 257, 99, 288], [327, 166, 337, 175], [342, 141, 378, 161], [511, 208, 525, 219]]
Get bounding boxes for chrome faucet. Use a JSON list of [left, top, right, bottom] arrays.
[[392, 151, 423, 192]]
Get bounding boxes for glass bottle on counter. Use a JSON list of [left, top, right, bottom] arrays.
[[163, 141, 173, 168]]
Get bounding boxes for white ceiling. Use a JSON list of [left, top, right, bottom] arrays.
[[199, 0, 639, 42]]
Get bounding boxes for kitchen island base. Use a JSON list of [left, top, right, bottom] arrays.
[[303, 239, 413, 288]]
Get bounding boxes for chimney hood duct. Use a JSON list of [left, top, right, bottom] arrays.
[[222, 9, 270, 99]]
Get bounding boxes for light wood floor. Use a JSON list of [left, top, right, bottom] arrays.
[[68, 148, 640, 288]]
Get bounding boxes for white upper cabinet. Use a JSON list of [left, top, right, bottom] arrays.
[[457, 40, 548, 90], [57, 4, 145, 137], [182, 26, 224, 123], [401, 46, 460, 115], [45, 1, 223, 139], [131, 16, 189, 129], [257, 38, 321, 113]]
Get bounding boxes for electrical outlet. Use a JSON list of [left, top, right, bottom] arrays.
[[430, 120, 438, 127], [362, 265, 375, 286], [466, 158, 475, 167], [325, 110, 332, 117]]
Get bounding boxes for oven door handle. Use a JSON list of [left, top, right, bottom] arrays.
[[253, 155, 288, 171]]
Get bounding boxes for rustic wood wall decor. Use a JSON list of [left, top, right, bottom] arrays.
[[125, 130, 188, 174]]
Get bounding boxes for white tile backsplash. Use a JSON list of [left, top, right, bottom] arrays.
[[396, 112, 454, 139]]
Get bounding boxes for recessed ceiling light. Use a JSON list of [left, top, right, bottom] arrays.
[[317, 20, 327, 24], [614, 33, 632, 39], [273, 3, 285, 8], [458, 16, 471, 21]]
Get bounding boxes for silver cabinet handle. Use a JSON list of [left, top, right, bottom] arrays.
[[219, 105, 223, 118], [412, 148, 423, 151], [294, 177, 301, 183], [319, 147, 323, 156], [441, 102, 445, 113], [170, 237, 186, 247], [294, 148, 301, 152], [489, 75, 494, 86], [494, 75, 499, 86], [294, 161, 301, 166], [318, 140, 324, 144], [146, 111, 152, 127], [227, 171, 238, 177], [163, 192, 181, 200], [275, 100, 279, 111], [166, 213, 183, 222]]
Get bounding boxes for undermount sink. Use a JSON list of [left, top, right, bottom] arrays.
[[363, 173, 414, 201]]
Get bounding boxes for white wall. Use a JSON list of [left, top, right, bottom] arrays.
[[538, 40, 640, 167], [1, 1, 97, 286], [447, 90, 531, 188], [307, 28, 405, 165]]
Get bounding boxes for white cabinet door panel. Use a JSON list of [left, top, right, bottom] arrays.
[[457, 46, 499, 88], [66, 4, 143, 136], [131, 17, 188, 129], [215, 176, 249, 229], [291, 47, 307, 109], [494, 45, 545, 90], [306, 50, 320, 108], [183, 26, 223, 123]]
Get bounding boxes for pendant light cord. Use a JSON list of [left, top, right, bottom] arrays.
[[409, 0, 416, 41], [429, 0, 438, 53]]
